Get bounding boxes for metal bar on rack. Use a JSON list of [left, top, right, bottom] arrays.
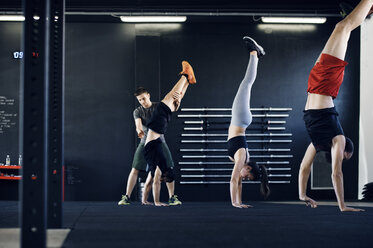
[[181, 174, 291, 178], [184, 126, 286, 131], [180, 149, 227, 152], [180, 168, 291, 172], [268, 168, 291, 171], [254, 155, 293, 158], [178, 161, 290, 165], [181, 175, 231, 178], [180, 181, 254, 184], [268, 120, 286, 124], [267, 127, 286, 130], [181, 133, 292, 137], [179, 181, 290, 184], [184, 127, 204, 130], [184, 121, 204, 124], [257, 161, 290, 165], [179, 162, 234, 165], [184, 120, 287, 124], [179, 148, 291, 152], [181, 139, 293, 143], [181, 168, 233, 171], [182, 155, 293, 158], [180, 107, 292, 111], [182, 155, 228, 158], [178, 114, 289, 118]]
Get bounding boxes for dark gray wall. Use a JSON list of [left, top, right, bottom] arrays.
[[0, 18, 360, 201], [0, 23, 21, 200], [64, 23, 136, 200]]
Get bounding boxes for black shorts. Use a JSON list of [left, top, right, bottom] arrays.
[[147, 102, 172, 134], [227, 136, 248, 159], [143, 138, 174, 182], [303, 107, 344, 152]]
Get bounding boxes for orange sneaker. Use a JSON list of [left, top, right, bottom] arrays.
[[180, 61, 196, 84]]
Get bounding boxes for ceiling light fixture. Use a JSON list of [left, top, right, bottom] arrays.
[[0, 15, 25, 21], [120, 16, 187, 23], [261, 17, 327, 24]]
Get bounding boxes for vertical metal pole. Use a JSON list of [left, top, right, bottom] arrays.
[[47, 0, 65, 229], [21, 0, 50, 247]]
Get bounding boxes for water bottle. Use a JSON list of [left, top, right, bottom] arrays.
[[18, 155, 22, 166], [138, 178, 145, 201], [5, 155, 10, 166]]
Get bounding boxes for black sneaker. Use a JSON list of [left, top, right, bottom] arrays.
[[243, 36, 265, 57]]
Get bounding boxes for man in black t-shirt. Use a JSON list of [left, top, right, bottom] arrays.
[[118, 87, 181, 206]]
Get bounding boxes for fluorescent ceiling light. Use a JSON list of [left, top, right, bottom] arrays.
[[258, 24, 317, 32], [120, 16, 187, 23], [261, 17, 327, 24], [0, 15, 25, 21]]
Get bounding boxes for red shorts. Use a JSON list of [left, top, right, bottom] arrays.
[[307, 53, 348, 99]]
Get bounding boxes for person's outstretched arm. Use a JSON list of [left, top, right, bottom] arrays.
[[134, 118, 144, 139], [237, 178, 242, 204], [230, 166, 242, 208], [298, 143, 317, 207], [331, 136, 364, 212], [236, 178, 252, 208]]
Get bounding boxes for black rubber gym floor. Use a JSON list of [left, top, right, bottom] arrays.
[[1, 201, 373, 248]]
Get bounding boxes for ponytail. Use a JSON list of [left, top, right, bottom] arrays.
[[259, 164, 270, 199], [247, 161, 271, 199]]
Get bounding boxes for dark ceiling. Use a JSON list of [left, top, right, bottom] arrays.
[[0, 0, 360, 14]]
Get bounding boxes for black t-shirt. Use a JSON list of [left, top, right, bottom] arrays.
[[133, 102, 165, 143]]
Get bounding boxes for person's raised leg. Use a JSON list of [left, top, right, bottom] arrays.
[[162, 61, 196, 112], [317, 0, 373, 62], [228, 50, 259, 139]]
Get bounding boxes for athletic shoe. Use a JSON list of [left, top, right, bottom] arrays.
[[339, 2, 354, 18], [169, 195, 182, 206], [180, 61, 197, 84], [118, 195, 130, 205], [339, 2, 373, 19], [243, 36, 265, 57]]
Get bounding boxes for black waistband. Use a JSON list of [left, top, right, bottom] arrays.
[[303, 106, 338, 115]]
